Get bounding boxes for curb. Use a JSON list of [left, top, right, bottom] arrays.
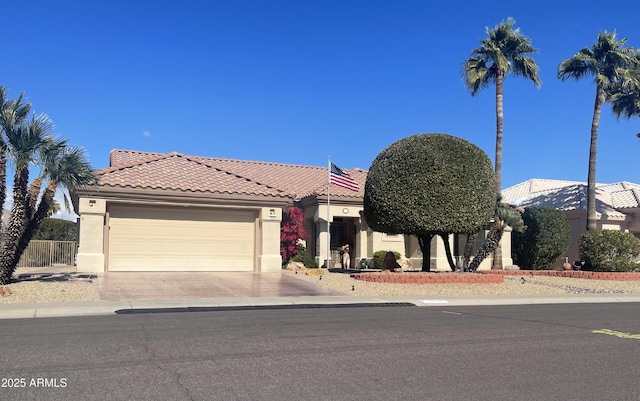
[[3, 294, 640, 320]]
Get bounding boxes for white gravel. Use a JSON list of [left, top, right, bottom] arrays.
[[284, 269, 640, 297], [0, 280, 99, 304], [0, 267, 99, 304]]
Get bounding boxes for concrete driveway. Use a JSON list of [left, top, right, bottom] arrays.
[[98, 272, 346, 301]]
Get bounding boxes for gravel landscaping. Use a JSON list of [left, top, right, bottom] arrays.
[[3, 267, 640, 304], [284, 269, 640, 297], [0, 267, 99, 304]]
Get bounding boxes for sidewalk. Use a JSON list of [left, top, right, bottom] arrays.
[[4, 293, 640, 319]]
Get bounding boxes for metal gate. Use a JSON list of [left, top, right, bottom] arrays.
[[17, 240, 77, 268]]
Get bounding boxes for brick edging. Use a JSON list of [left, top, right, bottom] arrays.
[[350, 272, 503, 284], [478, 270, 640, 281]]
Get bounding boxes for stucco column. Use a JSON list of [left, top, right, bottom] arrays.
[[500, 226, 514, 268], [314, 220, 329, 268], [355, 214, 368, 262], [405, 236, 421, 270], [259, 207, 282, 272], [76, 198, 106, 273]]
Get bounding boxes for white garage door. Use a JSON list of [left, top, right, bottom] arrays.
[[108, 205, 257, 271]]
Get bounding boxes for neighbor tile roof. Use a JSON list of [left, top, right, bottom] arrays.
[[99, 149, 366, 199], [502, 178, 640, 219], [610, 186, 640, 209], [501, 179, 586, 204]]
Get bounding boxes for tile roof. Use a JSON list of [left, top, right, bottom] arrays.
[[502, 178, 640, 219], [96, 152, 288, 198], [610, 187, 640, 209], [501, 179, 585, 205], [98, 149, 367, 199]]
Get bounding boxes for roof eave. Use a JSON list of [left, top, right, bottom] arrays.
[[72, 185, 294, 207]]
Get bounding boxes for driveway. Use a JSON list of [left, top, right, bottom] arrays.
[[98, 272, 346, 301]]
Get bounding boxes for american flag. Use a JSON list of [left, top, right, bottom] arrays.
[[330, 162, 360, 192]]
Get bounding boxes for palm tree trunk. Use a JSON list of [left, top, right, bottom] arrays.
[[0, 168, 30, 284], [495, 73, 504, 194], [27, 178, 43, 219], [491, 228, 503, 269], [10, 182, 58, 273], [463, 232, 477, 271], [469, 222, 503, 272], [492, 73, 505, 270], [439, 233, 456, 271], [0, 154, 6, 224], [587, 86, 604, 231], [418, 234, 434, 272], [32, 182, 57, 227]]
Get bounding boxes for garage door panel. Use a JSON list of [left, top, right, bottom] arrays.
[[108, 205, 256, 271]]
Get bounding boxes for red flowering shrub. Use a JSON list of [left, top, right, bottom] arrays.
[[280, 207, 309, 263]]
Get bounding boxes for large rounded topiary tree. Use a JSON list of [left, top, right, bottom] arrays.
[[364, 133, 496, 271]]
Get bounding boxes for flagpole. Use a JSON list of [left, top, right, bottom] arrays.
[[326, 156, 331, 269]]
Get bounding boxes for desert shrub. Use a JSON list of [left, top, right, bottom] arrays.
[[290, 247, 318, 268], [579, 230, 640, 272], [512, 207, 571, 269], [372, 250, 401, 269]]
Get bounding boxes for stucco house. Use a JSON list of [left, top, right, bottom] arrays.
[[502, 179, 640, 269], [71, 149, 512, 273]]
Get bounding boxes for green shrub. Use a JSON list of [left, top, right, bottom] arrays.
[[372, 250, 401, 269], [364, 133, 496, 271], [512, 207, 571, 270], [33, 218, 76, 241], [579, 230, 640, 272], [290, 247, 318, 269]]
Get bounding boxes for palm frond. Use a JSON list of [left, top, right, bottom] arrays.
[[463, 17, 540, 96], [496, 202, 526, 232], [560, 31, 637, 88], [558, 55, 596, 81], [512, 56, 542, 87], [43, 145, 97, 190], [463, 56, 491, 95], [5, 113, 53, 170]]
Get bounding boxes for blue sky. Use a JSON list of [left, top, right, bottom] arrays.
[[3, 0, 639, 213]]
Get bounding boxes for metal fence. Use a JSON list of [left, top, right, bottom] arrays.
[[17, 240, 77, 268]]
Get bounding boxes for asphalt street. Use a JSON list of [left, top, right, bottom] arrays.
[[1, 303, 640, 401]]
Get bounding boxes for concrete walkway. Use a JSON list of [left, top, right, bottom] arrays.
[[98, 271, 345, 300]]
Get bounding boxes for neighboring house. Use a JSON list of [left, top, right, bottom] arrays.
[[71, 149, 512, 273], [502, 179, 640, 269]]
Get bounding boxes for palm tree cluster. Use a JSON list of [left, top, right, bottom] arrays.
[[0, 86, 96, 284], [464, 19, 639, 269], [559, 32, 640, 230]]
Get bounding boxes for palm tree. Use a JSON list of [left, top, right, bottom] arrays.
[[0, 114, 52, 284], [47, 199, 61, 217], [609, 53, 640, 119], [0, 87, 31, 215], [468, 199, 526, 272], [463, 17, 541, 269], [6, 144, 96, 277], [558, 31, 638, 230]]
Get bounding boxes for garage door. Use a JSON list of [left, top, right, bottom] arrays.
[[108, 205, 257, 271]]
